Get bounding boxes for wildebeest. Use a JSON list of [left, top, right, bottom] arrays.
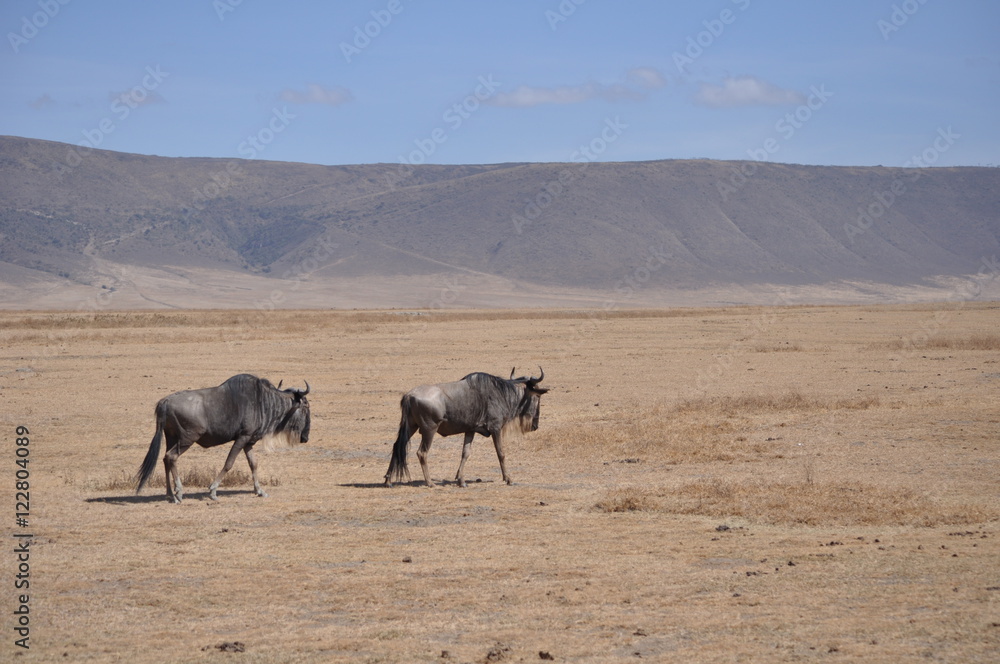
[[135, 373, 310, 503], [384, 367, 549, 487]]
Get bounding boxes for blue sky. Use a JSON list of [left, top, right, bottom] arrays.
[[2, 0, 997, 168]]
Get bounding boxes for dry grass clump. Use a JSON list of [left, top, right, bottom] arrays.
[[0, 309, 338, 346], [884, 333, 1000, 351], [0, 309, 336, 334], [394, 308, 712, 321], [23, 307, 709, 330], [0, 311, 250, 330], [537, 393, 880, 463], [595, 487, 662, 513], [596, 480, 996, 526], [532, 406, 750, 463], [674, 392, 880, 416], [751, 341, 804, 352], [93, 467, 269, 492]]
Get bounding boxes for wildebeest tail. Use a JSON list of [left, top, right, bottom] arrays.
[[385, 395, 414, 484], [135, 403, 164, 493]]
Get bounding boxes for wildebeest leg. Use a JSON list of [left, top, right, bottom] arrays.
[[491, 432, 512, 485], [244, 445, 268, 498], [162, 452, 179, 504], [415, 429, 436, 487], [209, 437, 249, 501], [454, 431, 475, 488], [163, 437, 191, 504]]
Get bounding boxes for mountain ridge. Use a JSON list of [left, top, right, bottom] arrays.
[[2, 135, 998, 309]]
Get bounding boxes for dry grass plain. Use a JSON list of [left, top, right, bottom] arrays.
[[1, 304, 998, 663]]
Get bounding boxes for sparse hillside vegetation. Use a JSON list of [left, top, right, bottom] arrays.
[[2, 136, 998, 308]]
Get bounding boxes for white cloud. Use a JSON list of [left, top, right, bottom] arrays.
[[694, 75, 805, 108], [627, 67, 667, 89], [487, 73, 663, 108], [108, 89, 166, 108], [489, 83, 596, 107], [280, 84, 352, 106]]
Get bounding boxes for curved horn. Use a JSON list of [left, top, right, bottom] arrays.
[[277, 380, 283, 389], [288, 380, 310, 399], [510, 367, 516, 380], [535, 366, 544, 383]]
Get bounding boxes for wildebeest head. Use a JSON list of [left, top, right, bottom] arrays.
[[509, 367, 549, 433], [278, 381, 311, 443]]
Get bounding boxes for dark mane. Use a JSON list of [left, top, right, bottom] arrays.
[[136, 373, 310, 503], [461, 372, 521, 400], [462, 372, 537, 427]]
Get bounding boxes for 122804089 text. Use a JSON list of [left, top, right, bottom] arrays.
[[13, 425, 32, 650]]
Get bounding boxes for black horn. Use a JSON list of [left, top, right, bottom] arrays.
[[526, 367, 547, 393], [285, 380, 310, 399], [510, 367, 516, 380]]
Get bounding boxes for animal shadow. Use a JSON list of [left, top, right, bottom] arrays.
[[86, 488, 257, 505], [339, 478, 496, 489]]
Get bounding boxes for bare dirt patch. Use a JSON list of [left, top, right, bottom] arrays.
[[1, 304, 998, 662]]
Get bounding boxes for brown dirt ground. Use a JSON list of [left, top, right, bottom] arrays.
[[1, 304, 998, 663]]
